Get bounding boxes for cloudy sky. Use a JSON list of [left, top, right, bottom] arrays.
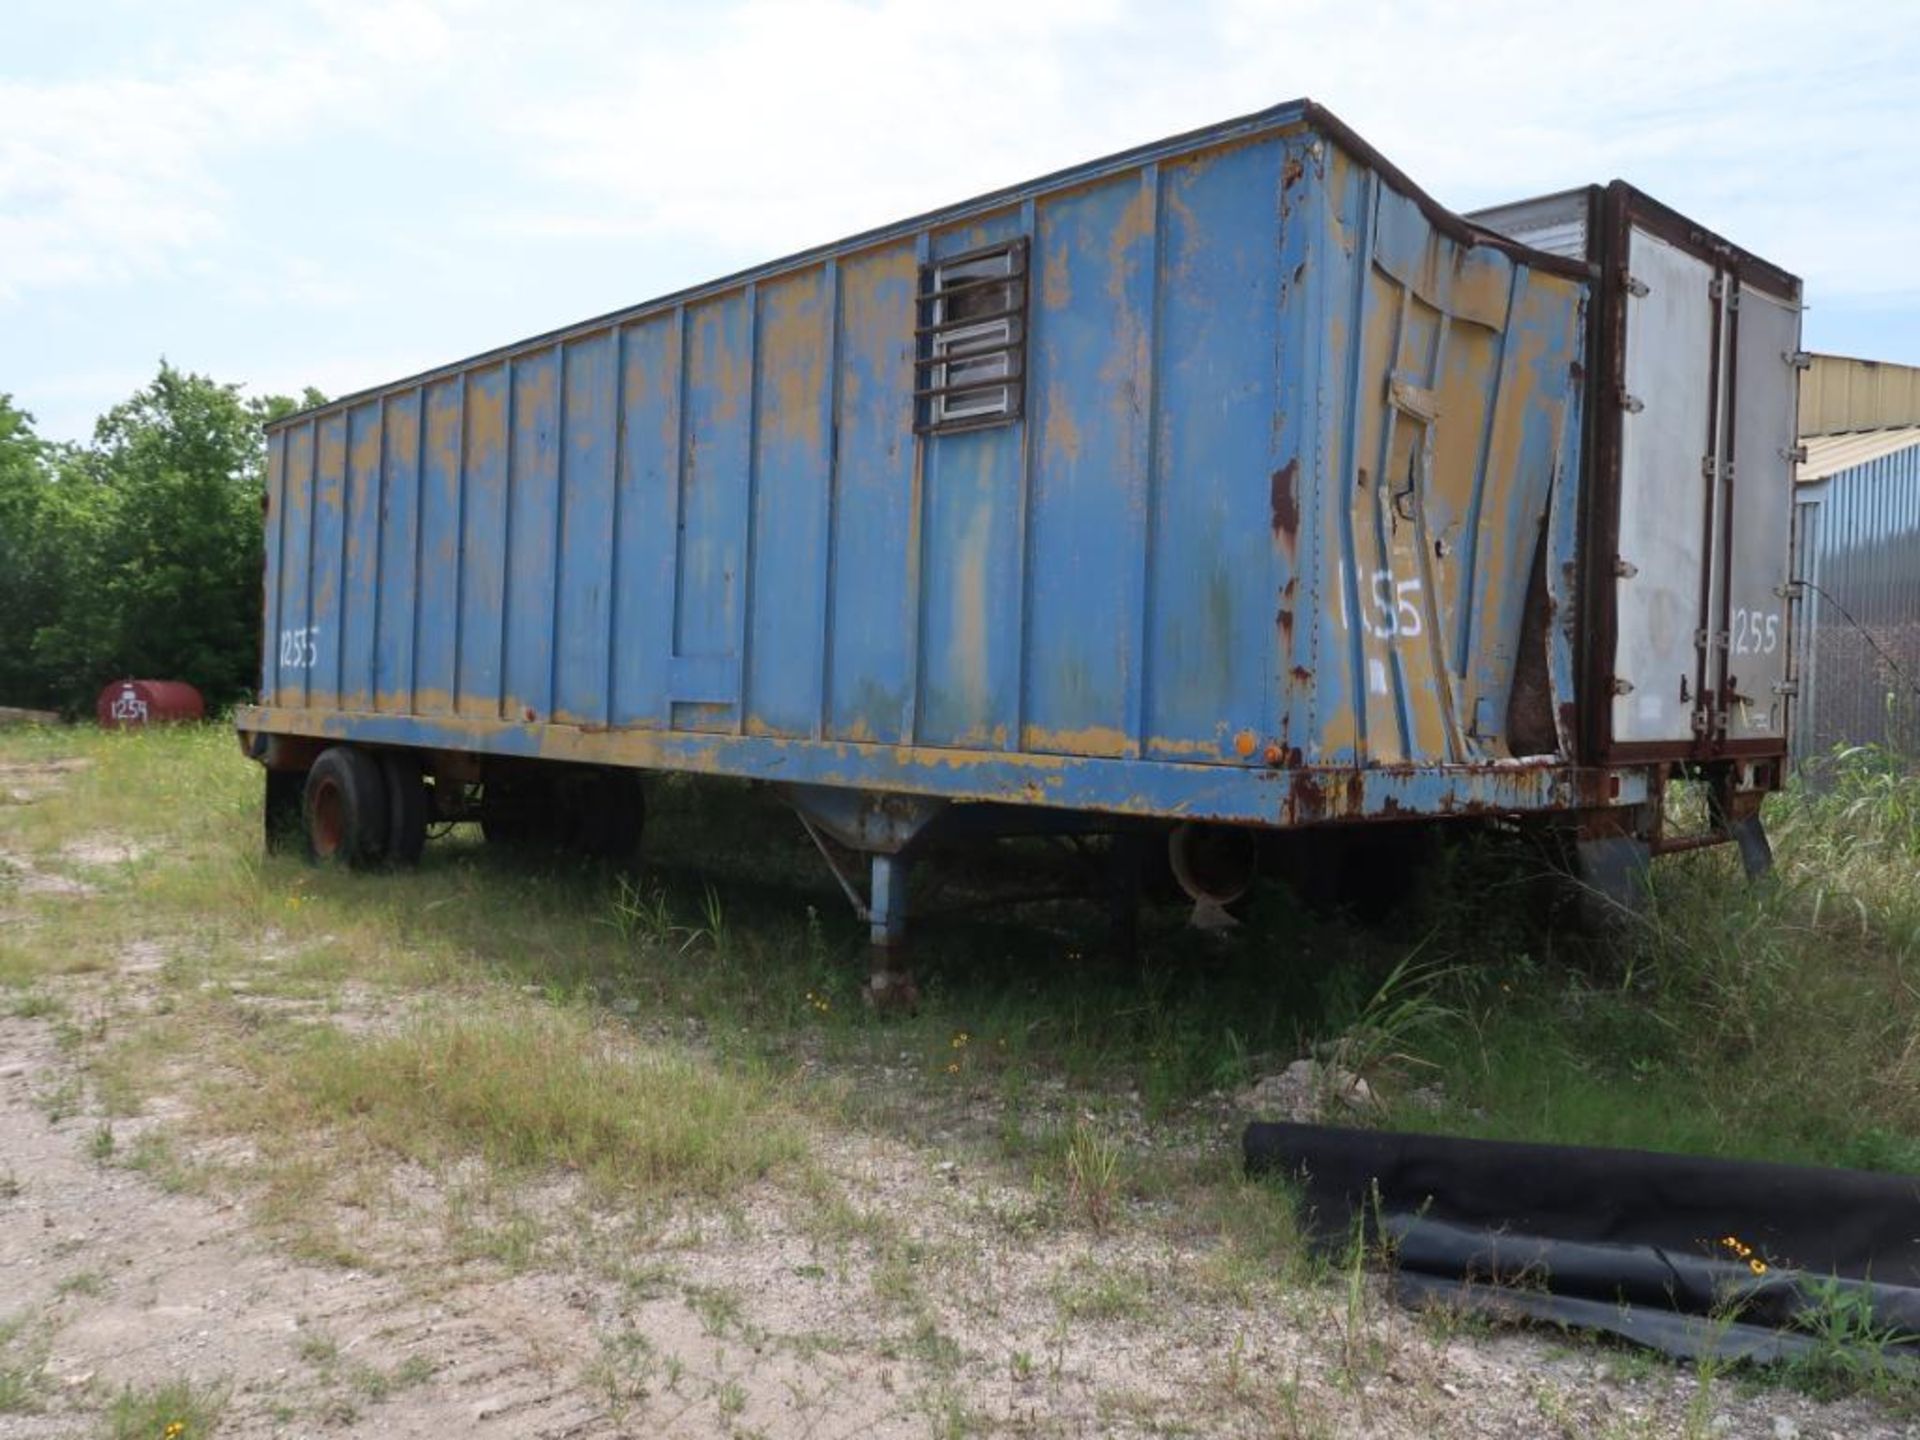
[[4, 0, 1916, 442]]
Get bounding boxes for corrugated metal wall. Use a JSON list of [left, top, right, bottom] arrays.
[[1792, 435, 1920, 764], [258, 109, 1586, 806], [1801, 354, 1920, 437]]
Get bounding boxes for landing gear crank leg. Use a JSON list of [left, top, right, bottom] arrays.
[[865, 852, 919, 1012]]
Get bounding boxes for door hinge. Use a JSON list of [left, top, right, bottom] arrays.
[[1609, 676, 1635, 697], [1785, 349, 1813, 370], [1618, 389, 1645, 415], [1612, 556, 1639, 579], [1781, 443, 1808, 464], [1623, 273, 1650, 298]]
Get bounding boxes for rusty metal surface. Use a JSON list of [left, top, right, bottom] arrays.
[[243, 102, 1681, 831], [235, 701, 1652, 827]]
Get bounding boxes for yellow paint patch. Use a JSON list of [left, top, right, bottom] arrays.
[[466, 368, 508, 462], [690, 299, 747, 427], [759, 269, 829, 451], [1043, 380, 1083, 466], [1144, 734, 1224, 759], [1023, 723, 1129, 759]]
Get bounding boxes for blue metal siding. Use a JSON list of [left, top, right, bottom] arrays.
[[414, 378, 462, 717], [504, 346, 560, 723], [827, 246, 917, 745], [342, 400, 382, 712], [610, 312, 678, 730], [308, 414, 347, 712], [746, 268, 833, 739], [247, 104, 1602, 828], [1024, 170, 1155, 759], [373, 391, 421, 715], [553, 332, 616, 727], [1793, 439, 1920, 762], [1148, 140, 1287, 762], [261, 428, 288, 707], [918, 209, 1029, 751], [455, 364, 507, 720]]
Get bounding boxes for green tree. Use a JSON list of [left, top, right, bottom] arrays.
[[0, 395, 59, 706], [8, 364, 323, 712]]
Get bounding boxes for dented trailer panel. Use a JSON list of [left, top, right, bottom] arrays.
[[243, 101, 1629, 830]]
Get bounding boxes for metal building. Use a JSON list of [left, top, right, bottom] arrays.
[[1801, 354, 1920, 438], [1791, 355, 1920, 765]]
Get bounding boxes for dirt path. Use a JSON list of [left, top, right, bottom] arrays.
[[1, 1009, 622, 1438], [4, 992, 1903, 1440]]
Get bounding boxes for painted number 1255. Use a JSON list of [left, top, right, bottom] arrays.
[[1731, 609, 1779, 657], [278, 627, 321, 669]]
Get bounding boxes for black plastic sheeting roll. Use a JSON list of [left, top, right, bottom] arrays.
[[1243, 1122, 1920, 1363]]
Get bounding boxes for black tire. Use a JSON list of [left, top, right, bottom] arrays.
[[303, 746, 389, 868], [264, 768, 306, 854], [380, 752, 431, 868]]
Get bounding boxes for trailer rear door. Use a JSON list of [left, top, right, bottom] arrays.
[[1595, 184, 1802, 760]]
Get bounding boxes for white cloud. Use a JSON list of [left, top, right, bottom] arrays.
[[454, 0, 1916, 304], [494, 0, 1131, 252], [0, 0, 456, 304], [2, 0, 1915, 443]]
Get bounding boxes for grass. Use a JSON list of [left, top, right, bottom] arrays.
[[9, 724, 1920, 1424], [0, 1311, 47, 1415], [13, 724, 1920, 1184], [1380, 759, 1920, 1172], [1782, 1275, 1920, 1402], [102, 1377, 226, 1439], [1062, 1121, 1125, 1230], [213, 1003, 805, 1202], [1050, 1257, 1154, 1321]]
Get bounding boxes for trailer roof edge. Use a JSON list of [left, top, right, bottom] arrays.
[[267, 97, 1591, 434]]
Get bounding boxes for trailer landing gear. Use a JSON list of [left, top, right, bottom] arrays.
[[865, 852, 919, 1013], [1572, 829, 1653, 931]]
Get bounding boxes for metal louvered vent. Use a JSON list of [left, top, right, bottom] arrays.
[[915, 239, 1028, 434]]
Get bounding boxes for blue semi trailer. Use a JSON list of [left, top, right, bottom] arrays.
[[237, 100, 1802, 994]]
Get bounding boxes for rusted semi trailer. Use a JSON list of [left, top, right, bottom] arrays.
[[236, 100, 1801, 983]]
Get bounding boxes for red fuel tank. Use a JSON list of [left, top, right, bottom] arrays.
[[96, 679, 206, 729]]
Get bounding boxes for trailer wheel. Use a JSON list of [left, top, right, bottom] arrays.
[[381, 752, 431, 868], [303, 746, 389, 868]]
